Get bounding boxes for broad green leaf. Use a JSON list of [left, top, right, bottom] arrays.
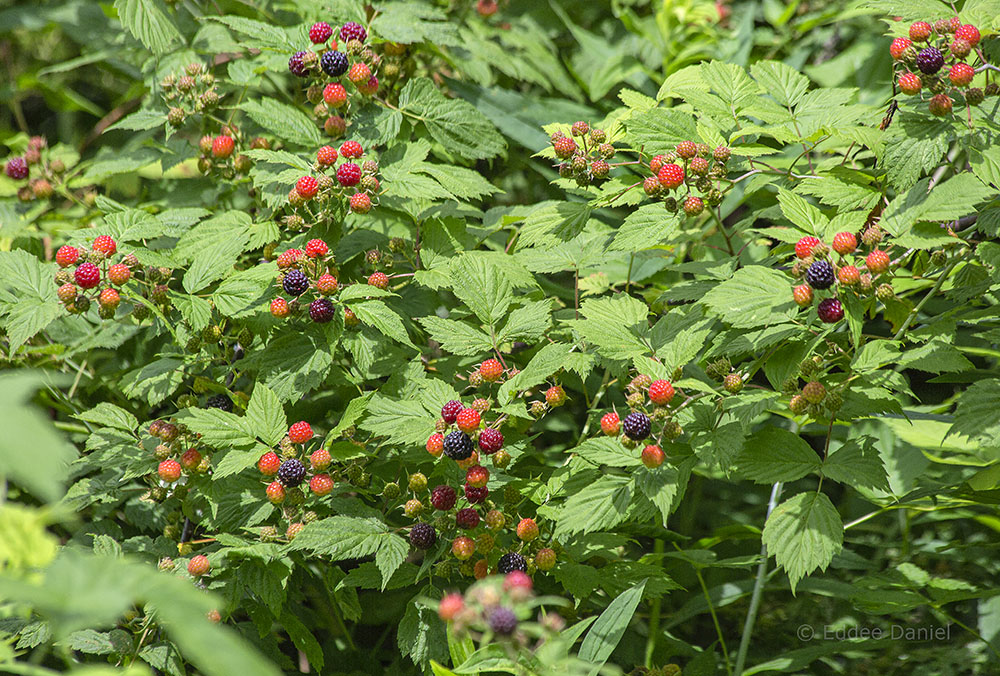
[[398, 77, 505, 160], [290, 516, 408, 588], [554, 475, 633, 536], [777, 188, 827, 235], [750, 60, 809, 108], [180, 408, 257, 447], [951, 379, 1000, 440], [701, 266, 797, 328], [496, 300, 551, 344], [882, 174, 995, 237], [762, 491, 843, 593], [114, 0, 181, 55], [351, 300, 414, 348], [0, 250, 62, 353], [449, 255, 512, 327], [246, 385, 286, 446], [564, 294, 650, 361], [578, 578, 647, 666], [419, 316, 493, 355], [736, 427, 822, 483], [76, 403, 138, 433], [518, 201, 592, 248], [608, 205, 681, 252], [822, 438, 890, 491], [623, 108, 699, 156], [241, 98, 322, 148]]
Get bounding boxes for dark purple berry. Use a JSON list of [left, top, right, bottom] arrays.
[[488, 607, 517, 635], [431, 485, 457, 510], [288, 51, 310, 77], [622, 412, 651, 441], [497, 552, 527, 574], [5, 157, 28, 180], [205, 394, 233, 412], [805, 260, 835, 290], [339, 21, 367, 43], [309, 298, 335, 322], [817, 298, 844, 323], [478, 428, 503, 454], [464, 483, 488, 504], [321, 50, 349, 77], [443, 431, 473, 460], [441, 400, 462, 424], [409, 522, 436, 550], [455, 508, 480, 530], [915, 47, 944, 74], [282, 269, 309, 296], [277, 458, 306, 487]]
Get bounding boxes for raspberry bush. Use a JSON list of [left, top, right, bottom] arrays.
[[1, 2, 1000, 676]]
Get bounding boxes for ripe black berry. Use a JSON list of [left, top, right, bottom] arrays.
[[205, 394, 233, 412], [622, 412, 651, 441], [321, 51, 349, 77], [277, 458, 306, 487], [288, 51, 309, 77], [443, 431, 473, 460], [488, 607, 517, 635], [497, 552, 527, 574], [283, 269, 309, 296], [915, 47, 944, 74], [309, 298, 335, 323], [409, 523, 436, 550], [805, 260, 835, 290]]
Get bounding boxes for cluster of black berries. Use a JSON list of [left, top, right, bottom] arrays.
[[890, 19, 995, 116], [550, 121, 616, 187], [289, 21, 382, 138], [161, 62, 221, 127]]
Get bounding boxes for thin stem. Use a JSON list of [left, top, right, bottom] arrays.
[[695, 566, 732, 675], [645, 538, 665, 667], [733, 481, 784, 675], [892, 258, 961, 340]]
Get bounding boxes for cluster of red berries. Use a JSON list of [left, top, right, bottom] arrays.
[[161, 62, 221, 128], [428, 398, 509, 470], [4, 136, 67, 202], [465, 358, 506, 388], [890, 19, 995, 115], [550, 122, 616, 187], [598, 374, 685, 455], [437, 572, 549, 640], [286, 140, 380, 216], [290, 21, 380, 138], [148, 418, 209, 501], [789, 225, 897, 324], [643, 141, 731, 217], [52, 235, 149, 320], [269, 238, 351, 324], [196, 129, 266, 178]]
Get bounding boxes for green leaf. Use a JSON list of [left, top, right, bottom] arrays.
[[623, 108, 699, 156], [280, 610, 324, 671], [180, 408, 257, 447], [241, 332, 335, 402], [574, 437, 642, 468], [777, 188, 827, 235], [882, 174, 995, 238], [0, 250, 62, 353], [290, 517, 409, 589], [554, 475, 633, 536], [564, 294, 650, 361], [895, 338, 974, 374], [636, 464, 685, 527], [449, 255, 513, 327], [122, 358, 185, 406], [351, 300, 414, 348], [701, 266, 797, 328], [761, 491, 843, 593], [518, 201, 592, 248], [951, 379, 1000, 440], [207, 15, 296, 51], [114, 0, 181, 55], [736, 427, 822, 483], [578, 578, 647, 666], [418, 316, 493, 356], [701, 61, 758, 111], [213, 266, 274, 317], [76, 403, 138, 433], [496, 300, 551, 344], [107, 108, 166, 132], [498, 342, 578, 404], [608, 206, 682, 252], [822, 437, 890, 491], [246, 385, 286, 446], [398, 77, 505, 160], [750, 60, 809, 108], [241, 98, 322, 148], [360, 394, 434, 446]]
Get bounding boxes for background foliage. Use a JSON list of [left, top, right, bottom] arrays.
[[2, 0, 1000, 675]]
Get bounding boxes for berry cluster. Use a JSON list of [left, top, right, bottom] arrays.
[[52, 235, 158, 321], [161, 62, 221, 128], [147, 418, 210, 502], [430, 399, 509, 469], [195, 129, 262, 178], [436, 572, 544, 641], [4, 136, 71, 203], [890, 19, 995, 116], [784, 356, 843, 421], [269, 238, 349, 324], [290, 21, 380, 138], [789, 225, 899, 324], [549, 122, 616, 187], [643, 141, 731, 217], [284, 140, 380, 218], [599, 373, 685, 458]]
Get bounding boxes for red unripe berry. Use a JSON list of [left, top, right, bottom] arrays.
[[451, 536, 475, 560], [954, 24, 980, 46], [270, 297, 289, 318], [158, 459, 182, 482], [288, 421, 313, 444], [838, 265, 860, 285], [479, 358, 503, 382], [305, 239, 329, 258], [98, 288, 120, 309], [456, 408, 481, 433], [817, 298, 843, 323], [909, 21, 932, 41], [600, 412, 620, 435], [55, 245, 79, 268], [929, 94, 953, 116], [553, 136, 577, 159], [57, 283, 77, 303], [212, 135, 235, 159], [347, 62, 371, 84], [92, 235, 117, 257], [641, 444, 665, 468], [265, 481, 285, 503], [316, 145, 338, 166], [792, 284, 813, 307], [898, 72, 922, 95], [258, 451, 281, 475], [657, 163, 685, 189], [478, 428, 503, 453], [310, 448, 332, 470], [316, 274, 339, 295], [831, 232, 857, 255], [349, 192, 371, 214], [455, 507, 480, 529], [309, 21, 333, 44], [368, 271, 389, 289], [866, 249, 890, 274], [296, 176, 319, 199], [309, 473, 334, 496], [949, 62, 975, 87], [180, 448, 202, 471], [107, 263, 131, 286], [187, 555, 210, 577], [795, 236, 821, 259], [890, 37, 912, 60], [276, 249, 303, 269], [323, 83, 348, 108], [516, 518, 539, 541], [675, 140, 697, 158], [682, 195, 704, 216], [441, 400, 462, 423], [337, 162, 361, 187], [545, 385, 567, 407], [648, 379, 675, 405], [74, 262, 101, 289], [649, 154, 667, 173], [466, 465, 489, 488], [339, 141, 363, 158], [426, 433, 444, 457], [438, 593, 464, 621]]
